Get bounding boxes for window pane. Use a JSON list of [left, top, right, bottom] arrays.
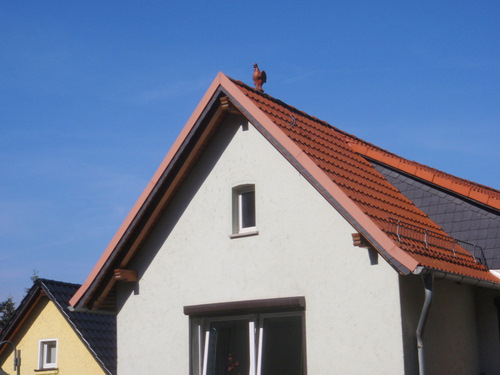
[[261, 316, 303, 375], [206, 320, 249, 375], [47, 342, 57, 363], [240, 191, 255, 229]]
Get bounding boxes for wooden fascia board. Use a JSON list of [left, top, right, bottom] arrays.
[[70, 73, 228, 310], [219, 77, 419, 274], [352, 232, 373, 249]]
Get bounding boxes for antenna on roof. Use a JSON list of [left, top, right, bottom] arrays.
[[253, 63, 267, 92]]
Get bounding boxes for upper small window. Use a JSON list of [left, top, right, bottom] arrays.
[[232, 185, 257, 236], [39, 339, 58, 369]]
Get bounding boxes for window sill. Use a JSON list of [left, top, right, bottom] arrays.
[[229, 230, 259, 239], [34, 368, 59, 373]]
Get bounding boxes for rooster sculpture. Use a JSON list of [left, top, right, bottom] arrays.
[[253, 63, 267, 92]]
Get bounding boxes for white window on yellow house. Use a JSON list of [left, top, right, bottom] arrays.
[[39, 339, 58, 370]]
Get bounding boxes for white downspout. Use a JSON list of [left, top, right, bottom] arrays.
[[416, 272, 434, 375]]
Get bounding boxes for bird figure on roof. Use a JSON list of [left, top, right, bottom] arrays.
[[253, 63, 267, 92]]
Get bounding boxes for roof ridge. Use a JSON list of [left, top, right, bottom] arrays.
[[38, 278, 81, 287], [230, 79, 355, 136]]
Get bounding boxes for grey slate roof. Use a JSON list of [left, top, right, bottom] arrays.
[[0, 279, 116, 375], [373, 162, 500, 269]]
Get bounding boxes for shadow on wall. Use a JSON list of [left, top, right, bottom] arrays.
[[116, 113, 244, 313]]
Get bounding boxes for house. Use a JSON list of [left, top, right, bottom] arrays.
[[0, 279, 116, 374], [70, 72, 500, 374]]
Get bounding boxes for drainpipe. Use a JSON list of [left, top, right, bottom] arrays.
[[416, 272, 434, 375]]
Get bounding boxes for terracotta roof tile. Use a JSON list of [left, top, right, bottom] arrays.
[[348, 137, 500, 208], [232, 79, 500, 285]]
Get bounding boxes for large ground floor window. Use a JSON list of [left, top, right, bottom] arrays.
[[185, 297, 306, 375]]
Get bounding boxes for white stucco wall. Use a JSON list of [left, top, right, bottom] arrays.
[[116, 115, 405, 374]]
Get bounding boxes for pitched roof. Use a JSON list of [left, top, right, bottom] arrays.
[[70, 72, 500, 312], [232, 79, 500, 281], [0, 279, 116, 375]]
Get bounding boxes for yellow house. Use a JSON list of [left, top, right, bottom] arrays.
[[0, 279, 115, 375]]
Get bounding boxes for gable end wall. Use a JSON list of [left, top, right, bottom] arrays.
[[116, 116, 405, 374]]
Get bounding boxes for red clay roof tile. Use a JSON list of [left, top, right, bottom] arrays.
[[487, 197, 500, 211], [348, 138, 500, 208], [232, 79, 500, 285]]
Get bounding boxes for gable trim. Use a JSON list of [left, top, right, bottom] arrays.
[[70, 74, 228, 310]]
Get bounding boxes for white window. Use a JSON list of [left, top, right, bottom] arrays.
[[232, 184, 257, 236], [185, 297, 306, 375], [39, 339, 58, 369]]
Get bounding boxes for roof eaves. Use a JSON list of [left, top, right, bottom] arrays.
[[417, 267, 500, 289]]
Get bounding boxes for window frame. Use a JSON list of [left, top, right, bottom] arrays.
[[231, 184, 258, 238], [201, 314, 254, 375], [185, 297, 306, 375], [38, 338, 58, 370]]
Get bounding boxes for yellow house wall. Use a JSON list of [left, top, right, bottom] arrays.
[[0, 297, 106, 375]]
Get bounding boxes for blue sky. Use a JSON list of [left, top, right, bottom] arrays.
[[1, 1, 499, 304]]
